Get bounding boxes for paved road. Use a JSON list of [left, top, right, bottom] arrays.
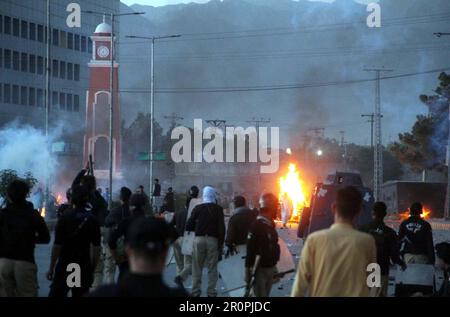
[[34, 219, 450, 297]]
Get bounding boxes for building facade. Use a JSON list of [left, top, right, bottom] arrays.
[[0, 0, 120, 188]]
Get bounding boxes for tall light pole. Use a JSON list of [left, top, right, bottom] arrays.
[[125, 34, 181, 210], [434, 31, 450, 219], [84, 10, 144, 210], [44, 0, 51, 216]]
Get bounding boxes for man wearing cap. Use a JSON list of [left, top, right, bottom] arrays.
[[398, 202, 435, 265], [245, 193, 280, 297], [186, 186, 225, 297], [90, 217, 187, 297]]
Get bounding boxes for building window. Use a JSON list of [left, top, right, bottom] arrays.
[[29, 87, 35, 106], [81, 36, 87, 52], [4, 49, 11, 69], [29, 22, 36, 40], [67, 32, 74, 49], [4, 16, 11, 35], [59, 31, 67, 48], [13, 51, 19, 71], [88, 38, 93, 54], [37, 24, 44, 42], [29, 54, 36, 73], [74, 64, 80, 81], [67, 63, 73, 80], [67, 94, 73, 111], [21, 20, 28, 39], [12, 18, 19, 37], [52, 59, 59, 78], [37, 56, 44, 74], [52, 28, 59, 46], [59, 93, 66, 110], [20, 86, 27, 105], [0, 49, 2, 69], [74, 94, 80, 112], [37, 89, 43, 107], [4, 84, 11, 103], [52, 91, 58, 108], [12, 85, 19, 104], [60, 61, 66, 79], [74, 34, 80, 51], [0, 15, 2, 34], [21, 53, 28, 72], [0, 83, 2, 103]]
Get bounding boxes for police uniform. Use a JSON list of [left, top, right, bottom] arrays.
[[398, 216, 435, 265], [246, 215, 280, 297]]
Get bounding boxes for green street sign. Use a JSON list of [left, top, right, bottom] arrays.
[[52, 142, 65, 153], [138, 152, 167, 161]]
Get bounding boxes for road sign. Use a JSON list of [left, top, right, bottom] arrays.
[[138, 152, 166, 161]]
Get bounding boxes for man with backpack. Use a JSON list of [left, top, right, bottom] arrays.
[[360, 201, 406, 297], [245, 193, 280, 297], [0, 180, 50, 297], [47, 185, 101, 297]]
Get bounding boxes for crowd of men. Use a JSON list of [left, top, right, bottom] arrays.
[[0, 167, 449, 297]]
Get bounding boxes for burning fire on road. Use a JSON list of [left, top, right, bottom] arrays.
[[397, 207, 432, 220], [279, 163, 309, 221]]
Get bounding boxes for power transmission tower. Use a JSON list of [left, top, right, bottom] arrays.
[[362, 113, 384, 148], [206, 119, 227, 128], [364, 67, 393, 201], [164, 112, 184, 128], [307, 127, 325, 139], [246, 118, 271, 129], [339, 131, 348, 171]]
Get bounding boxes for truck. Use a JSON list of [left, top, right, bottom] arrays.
[[298, 171, 374, 238]]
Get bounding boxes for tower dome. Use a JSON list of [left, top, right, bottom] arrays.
[[94, 16, 112, 35]]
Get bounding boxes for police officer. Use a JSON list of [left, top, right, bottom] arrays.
[[398, 202, 435, 265], [245, 193, 280, 297], [47, 185, 101, 297], [89, 217, 187, 297], [360, 201, 406, 297]]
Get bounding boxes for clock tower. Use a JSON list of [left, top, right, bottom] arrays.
[[84, 18, 121, 179]]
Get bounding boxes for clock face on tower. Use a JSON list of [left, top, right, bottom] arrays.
[[97, 45, 110, 58]]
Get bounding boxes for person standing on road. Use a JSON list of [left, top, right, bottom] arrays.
[[0, 180, 50, 297], [108, 193, 146, 281], [360, 201, 406, 297], [89, 217, 187, 297], [152, 179, 162, 214], [398, 202, 435, 265], [245, 193, 280, 297], [47, 185, 101, 297], [226, 195, 256, 256], [186, 186, 225, 297], [172, 185, 201, 286], [291, 186, 377, 297]]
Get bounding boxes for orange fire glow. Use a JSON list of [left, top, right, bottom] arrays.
[[279, 163, 308, 219], [56, 194, 64, 205], [398, 207, 431, 220], [40, 207, 46, 218]]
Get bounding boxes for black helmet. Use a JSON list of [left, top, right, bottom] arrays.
[[189, 186, 199, 198]]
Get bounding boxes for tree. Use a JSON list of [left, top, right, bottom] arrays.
[[0, 169, 37, 200], [390, 72, 450, 172]]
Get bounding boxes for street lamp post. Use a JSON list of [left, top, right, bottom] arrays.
[[125, 34, 181, 211], [435, 31, 450, 220], [84, 10, 144, 210]]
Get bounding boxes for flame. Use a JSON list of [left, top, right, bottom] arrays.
[[279, 163, 308, 219], [398, 207, 431, 220], [56, 194, 63, 205], [40, 207, 46, 218]]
